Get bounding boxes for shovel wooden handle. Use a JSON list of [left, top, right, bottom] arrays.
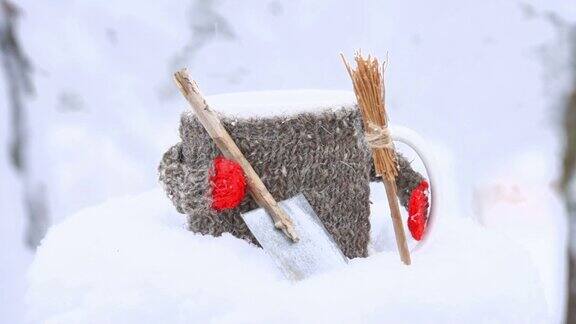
[[173, 69, 299, 242]]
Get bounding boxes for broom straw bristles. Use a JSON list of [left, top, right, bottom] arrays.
[[341, 52, 398, 181]]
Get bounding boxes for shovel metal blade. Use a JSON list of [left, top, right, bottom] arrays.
[[241, 194, 348, 281]]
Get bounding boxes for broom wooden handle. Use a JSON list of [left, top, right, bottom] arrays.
[[382, 175, 411, 265], [173, 69, 299, 243], [373, 147, 411, 265]]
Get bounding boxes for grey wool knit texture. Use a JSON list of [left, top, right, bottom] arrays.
[[158, 106, 424, 259]]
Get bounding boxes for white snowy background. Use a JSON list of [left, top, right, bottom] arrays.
[[1, 0, 575, 323]]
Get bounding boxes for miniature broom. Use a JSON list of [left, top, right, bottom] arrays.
[[341, 52, 411, 265]]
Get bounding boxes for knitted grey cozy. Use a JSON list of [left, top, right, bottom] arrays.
[[159, 106, 424, 259]]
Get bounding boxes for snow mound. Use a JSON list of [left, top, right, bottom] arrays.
[[204, 90, 356, 118], [27, 188, 548, 323]]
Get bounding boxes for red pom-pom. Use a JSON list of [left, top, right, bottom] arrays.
[[210, 156, 246, 211], [408, 180, 430, 241]]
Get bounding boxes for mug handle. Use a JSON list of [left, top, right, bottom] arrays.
[[389, 125, 437, 250]]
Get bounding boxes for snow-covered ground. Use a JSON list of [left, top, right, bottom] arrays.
[[473, 151, 568, 323], [27, 185, 548, 323], [1, 0, 575, 322]]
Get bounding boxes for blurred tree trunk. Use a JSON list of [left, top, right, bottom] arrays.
[[0, 1, 48, 249], [564, 26, 576, 324], [565, 91, 576, 324]]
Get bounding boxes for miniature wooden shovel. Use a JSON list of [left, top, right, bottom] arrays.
[[173, 69, 298, 242], [342, 53, 412, 265], [173, 69, 347, 280]]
